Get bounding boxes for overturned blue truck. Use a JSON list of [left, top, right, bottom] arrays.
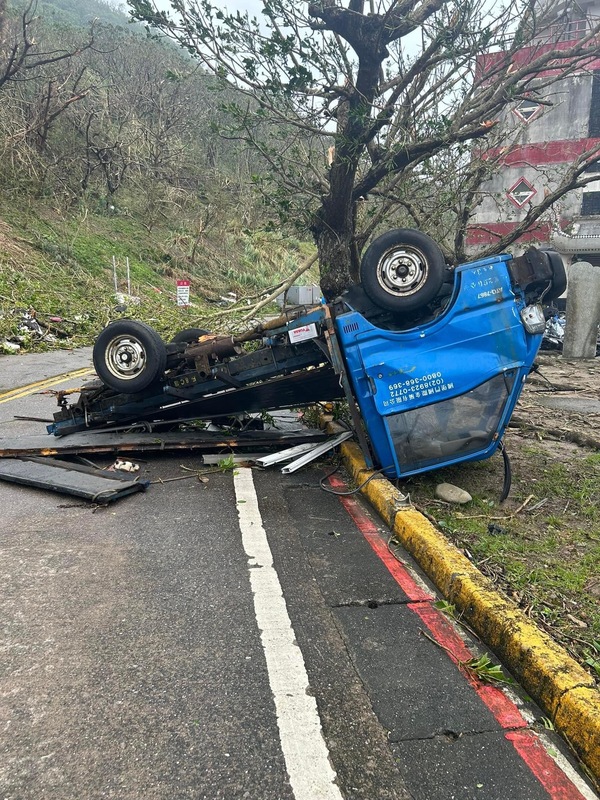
[[49, 229, 565, 483]]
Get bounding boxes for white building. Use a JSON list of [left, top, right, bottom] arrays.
[[467, 0, 600, 264]]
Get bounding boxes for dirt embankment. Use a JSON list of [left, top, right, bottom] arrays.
[[513, 354, 600, 449]]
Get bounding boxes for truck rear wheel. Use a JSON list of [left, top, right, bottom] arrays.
[[360, 228, 445, 313], [93, 320, 167, 393]]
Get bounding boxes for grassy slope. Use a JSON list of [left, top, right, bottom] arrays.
[[1, 0, 318, 349], [0, 199, 317, 351]]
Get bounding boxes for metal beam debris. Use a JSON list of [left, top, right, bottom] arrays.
[[281, 431, 354, 473], [253, 441, 324, 467], [0, 429, 328, 458]]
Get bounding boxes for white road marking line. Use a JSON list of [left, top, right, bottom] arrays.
[[234, 468, 343, 800]]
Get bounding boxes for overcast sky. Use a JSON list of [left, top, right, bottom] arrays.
[[127, 0, 266, 18]]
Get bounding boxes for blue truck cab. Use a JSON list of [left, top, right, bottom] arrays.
[[335, 249, 558, 479]]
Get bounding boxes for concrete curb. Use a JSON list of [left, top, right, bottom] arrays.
[[338, 438, 600, 784]]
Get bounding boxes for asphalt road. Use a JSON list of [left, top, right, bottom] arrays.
[[0, 350, 597, 800]]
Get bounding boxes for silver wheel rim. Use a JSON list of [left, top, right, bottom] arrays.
[[104, 334, 147, 382], [376, 244, 429, 297]]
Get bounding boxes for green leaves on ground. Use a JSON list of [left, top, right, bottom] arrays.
[[461, 654, 513, 685]]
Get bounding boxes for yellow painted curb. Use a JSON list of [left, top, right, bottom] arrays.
[[554, 687, 600, 777], [338, 437, 600, 783]]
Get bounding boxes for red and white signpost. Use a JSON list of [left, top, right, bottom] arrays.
[[176, 279, 191, 307]]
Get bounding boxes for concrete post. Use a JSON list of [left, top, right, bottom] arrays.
[[563, 261, 600, 359]]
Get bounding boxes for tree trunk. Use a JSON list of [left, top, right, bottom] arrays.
[[312, 200, 360, 301], [312, 128, 366, 301], [314, 226, 353, 300]]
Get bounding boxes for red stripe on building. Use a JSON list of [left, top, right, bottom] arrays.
[[477, 42, 600, 83], [466, 221, 552, 247], [485, 138, 600, 166]]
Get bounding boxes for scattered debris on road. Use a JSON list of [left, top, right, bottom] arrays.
[[0, 426, 351, 502], [0, 427, 328, 459]]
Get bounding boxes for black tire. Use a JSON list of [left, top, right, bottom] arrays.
[[171, 327, 210, 344], [360, 228, 446, 313], [540, 250, 567, 301], [93, 320, 167, 393]]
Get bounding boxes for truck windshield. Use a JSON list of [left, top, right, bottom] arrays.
[[386, 371, 516, 473]]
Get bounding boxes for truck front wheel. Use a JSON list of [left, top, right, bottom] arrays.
[[360, 228, 445, 313], [93, 320, 167, 393]]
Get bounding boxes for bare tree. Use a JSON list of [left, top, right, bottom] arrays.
[[0, 0, 95, 91], [0, 3, 259, 222], [128, 0, 600, 298], [70, 30, 215, 206], [0, 5, 99, 194], [0, 0, 7, 43]]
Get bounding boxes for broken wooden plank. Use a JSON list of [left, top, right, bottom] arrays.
[[0, 457, 148, 503]]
